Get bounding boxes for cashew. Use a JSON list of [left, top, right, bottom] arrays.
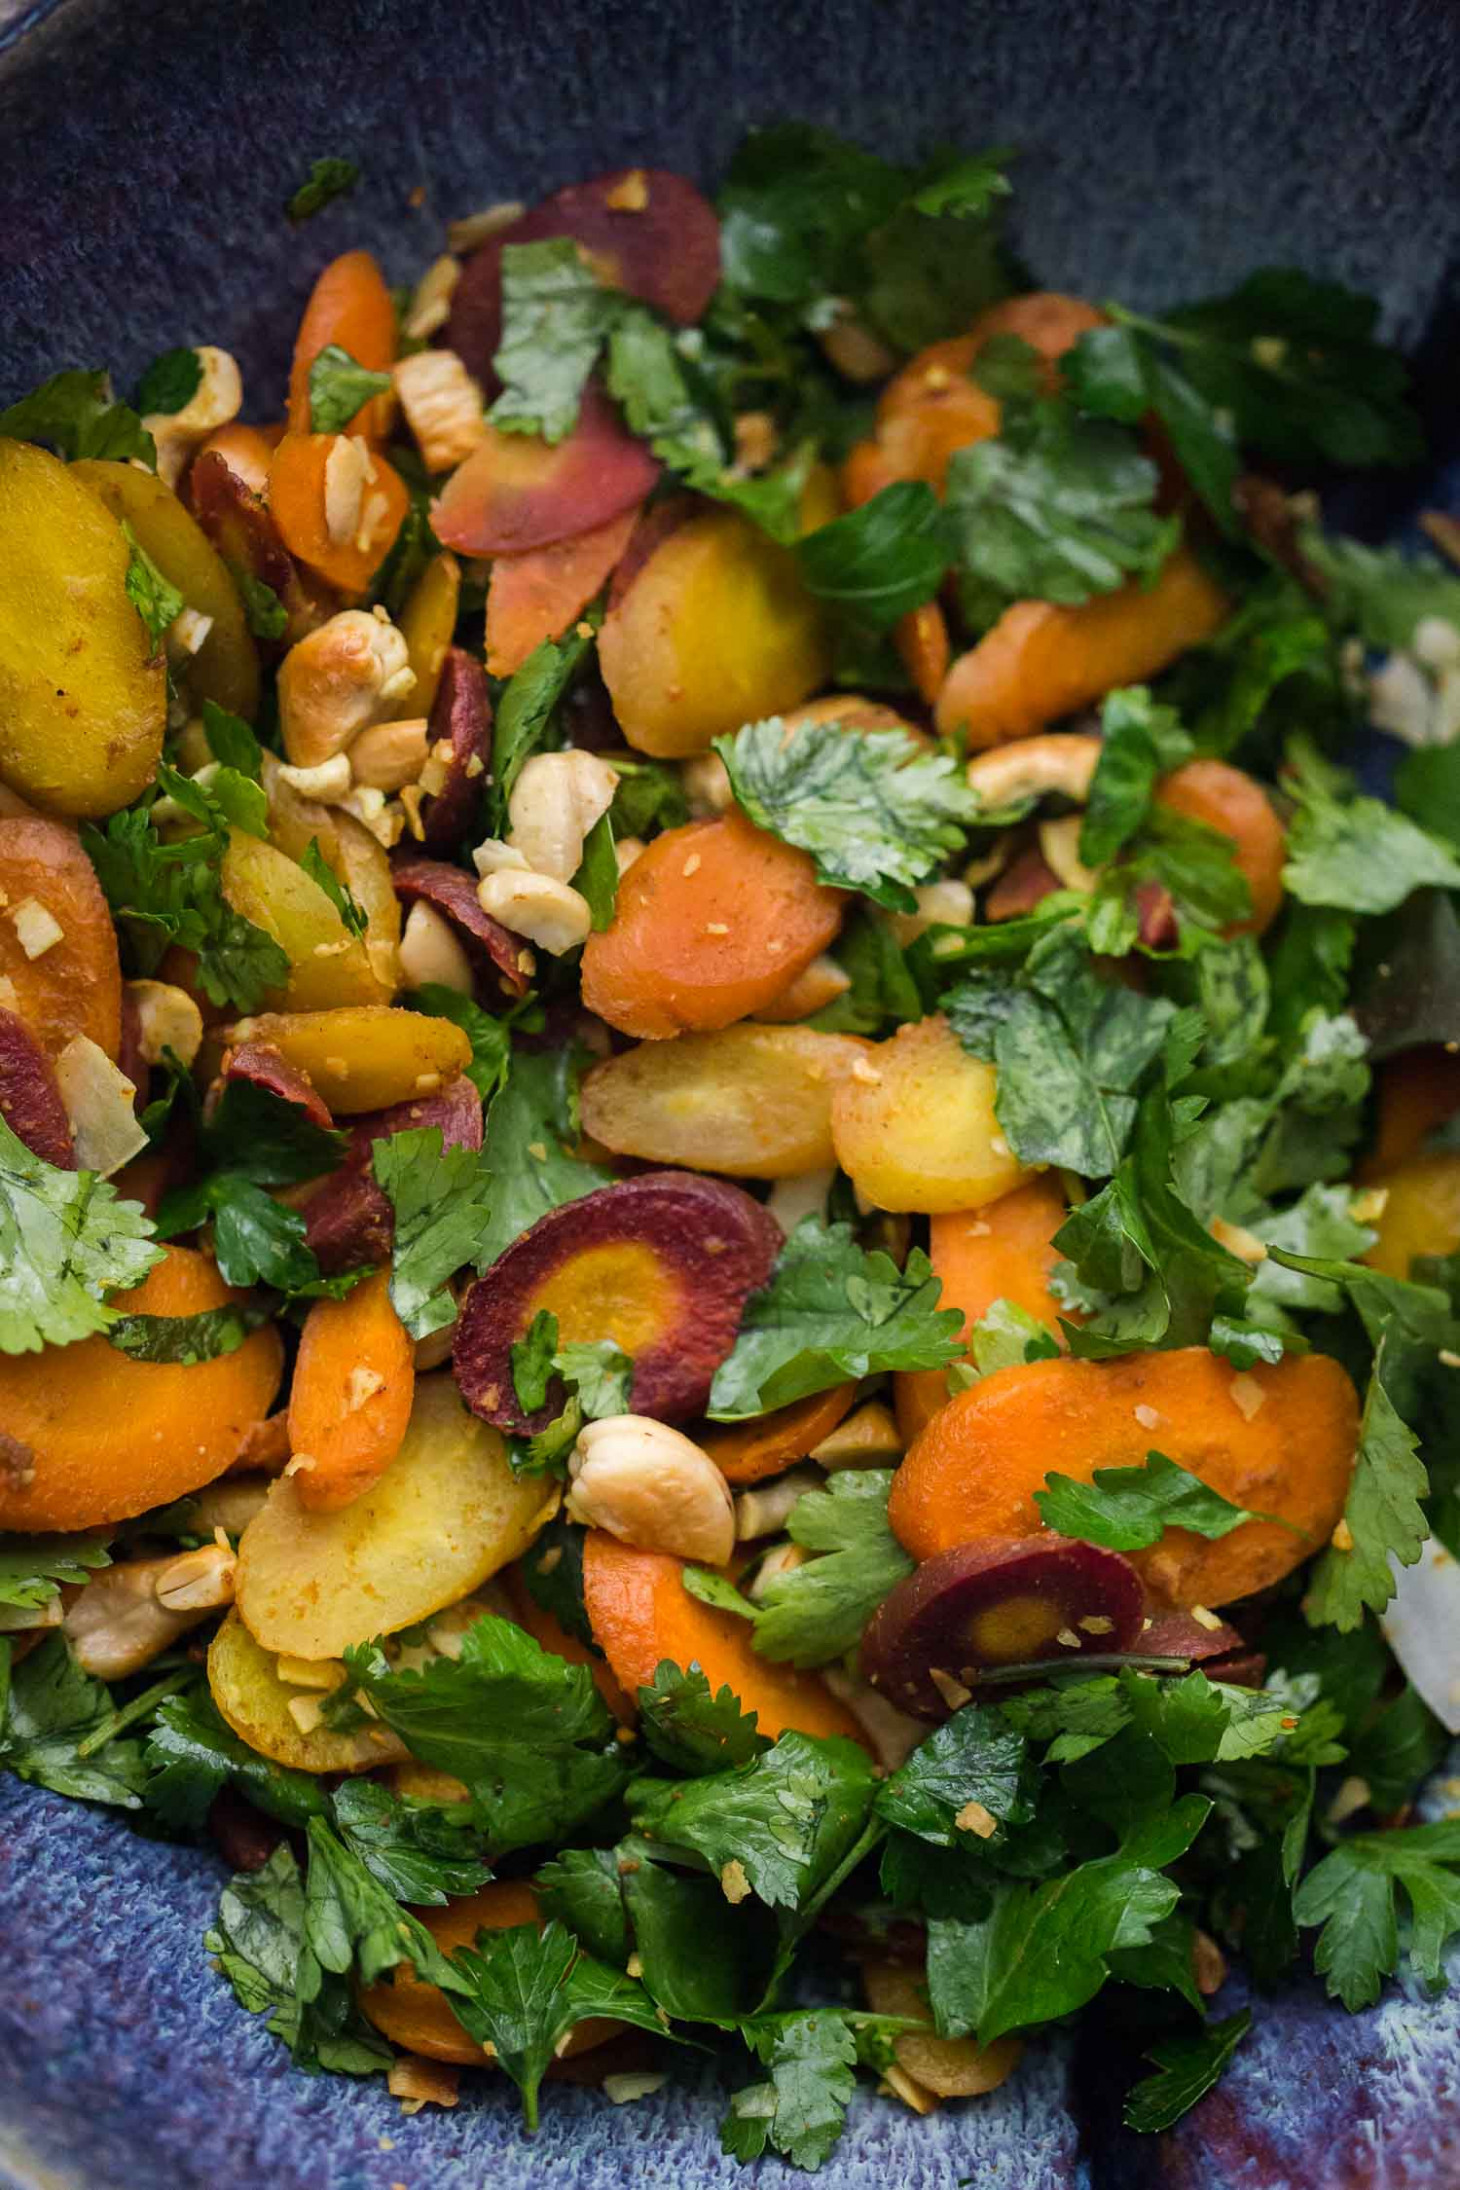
[[403, 254, 463, 343], [144, 346, 243, 488], [614, 835, 646, 876], [126, 979, 204, 1069], [63, 1548, 235, 1680], [277, 608, 415, 768], [1037, 815, 1100, 893], [822, 1668, 926, 1771], [746, 1542, 810, 1599], [681, 752, 734, 815], [508, 750, 620, 882], [350, 717, 431, 792], [186, 1475, 273, 1536], [388, 2054, 461, 2112], [393, 349, 489, 475], [752, 953, 852, 1023], [53, 1036, 147, 1178], [885, 879, 975, 948], [447, 200, 526, 254], [0, 1593, 64, 1635], [765, 1167, 835, 1236], [735, 1465, 821, 1541], [165, 607, 214, 662], [477, 870, 592, 956], [965, 732, 1102, 811], [399, 901, 475, 995], [566, 1415, 735, 1564], [276, 754, 354, 804], [811, 1400, 904, 1470], [337, 784, 405, 848], [471, 837, 531, 878]]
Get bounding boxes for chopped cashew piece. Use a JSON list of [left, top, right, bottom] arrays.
[[277, 608, 415, 769], [350, 716, 430, 792], [389, 2055, 460, 2112], [812, 1400, 904, 1469], [681, 751, 734, 815], [746, 1542, 811, 1598], [153, 1543, 237, 1613], [734, 1466, 821, 1541], [126, 979, 204, 1069], [446, 199, 526, 254], [403, 254, 463, 342], [508, 749, 620, 882], [886, 878, 974, 948], [965, 732, 1102, 811], [398, 901, 475, 994], [566, 1414, 736, 1564], [144, 345, 243, 487], [277, 753, 354, 802], [472, 837, 532, 878], [10, 898, 64, 959], [393, 349, 489, 474], [63, 1551, 234, 1680], [1037, 814, 1100, 893], [477, 870, 592, 956]]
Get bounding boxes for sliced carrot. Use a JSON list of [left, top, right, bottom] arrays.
[[0, 816, 122, 1062], [894, 1175, 1070, 1445], [1361, 1048, 1460, 1180], [936, 548, 1230, 748], [889, 1349, 1359, 1610], [268, 431, 410, 594], [288, 1269, 414, 1512], [501, 1565, 635, 1723], [580, 811, 844, 1039], [581, 1531, 868, 1745], [358, 1881, 621, 2065], [895, 600, 950, 706], [1155, 757, 1286, 936], [700, 1384, 858, 1486], [287, 250, 397, 441], [0, 1244, 283, 1533], [485, 504, 641, 677]]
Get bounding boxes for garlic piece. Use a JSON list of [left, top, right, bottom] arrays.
[[566, 1415, 735, 1564]]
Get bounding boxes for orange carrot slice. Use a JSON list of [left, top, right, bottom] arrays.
[[288, 1269, 414, 1512], [268, 431, 410, 594], [287, 250, 396, 441], [485, 504, 641, 677]]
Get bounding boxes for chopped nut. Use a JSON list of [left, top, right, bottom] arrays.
[[720, 1858, 751, 1904], [811, 1401, 904, 1471], [126, 979, 204, 1068], [1192, 1929, 1228, 1997], [1228, 1373, 1266, 1420], [1330, 1516, 1355, 1552], [287, 1694, 327, 1735], [928, 1666, 972, 1710], [398, 901, 475, 995], [278, 609, 414, 768], [1055, 1626, 1082, 1649], [1189, 1604, 1224, 1632], [954, 1799, 998, 1839], [346, 1365, 387, 1412], [602, 2072, 667, 2105], [885, 878, 974, 948], [447, 200, 526, 254], [1210, 1215, 1268, 1264], [604, 167, 650, 211], [154, 1543, 237, 1613], [1133, 1403, 1160, 1430], [850, 1056, 883, 1086], [53, 1035, 146, 1178], [1078, 1614, 1115, 1635], [388, 2055, 460, 2112], [145, 346, 243, 487], [508, 748, 619, 882], [350, 716, 431, 792], [478, 869, 593, 955], [881, 2063, 939, 2116], [735, 1467, 821, 1542], [966, 733, 1101, 811], [403, 254, 462, 343], [1326, 1774, 1372, 1826], [324, 432, 369, 546], [393, 349, 489, 474]]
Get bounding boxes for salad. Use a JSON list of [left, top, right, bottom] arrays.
[[3, 127, 1460, 2167]]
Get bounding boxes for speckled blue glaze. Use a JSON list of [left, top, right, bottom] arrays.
[[2, 1, 1460, 2182]]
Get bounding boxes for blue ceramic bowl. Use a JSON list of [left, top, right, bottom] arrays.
[[3, 3, 1460, 2183]]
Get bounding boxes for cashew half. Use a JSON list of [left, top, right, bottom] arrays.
[[965, 733, 1102, 811], [508, 750, 620, 883], [145, 346, 243, 488], [477, 870, 592, 956], [393, 350, 489, 475], [277, 609, 415, 769], [566, 1415, 735, 1565], [63, 1546, 236, 1680]]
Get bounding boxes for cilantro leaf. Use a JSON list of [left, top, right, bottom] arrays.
[[105, 1298, 270, 1364], [1300, 529, 1460, 652], [0, 368, 155, 466], [629, 1729, 876, 1910], [1283, 746, 1460, 916], [572, 808, 619, 931], [287, 156, 360, 223], [1064, 322, 1240, 534], [1123, 2008, 1253, 2133], [474, 1045, 613, 1272], [406, 984, 518, 1105], [945, 377, 1179, 618], [200, 698, 263, 777], [449, 1920, 673, 2130], [1303, 1352, 1428, 1630], [489, 238, 621, 442], [233, 566, 288, 640], [707, 1218, 964, 1420], [1034, 1450, 1277, 1552], [0, 1114, 163, 1355], [715, 719, 978, 911], [636, 1662, 771, 1774], [1079, 686, 1194, 866], [0, 1534, 111, 1614], [794, 482, 950, 629], [534, 1845, 631, 1964], [328, 1777, 491, 1904], [371, 1126, 492, 1339], [122, 526, 185, 652], [750, 1470, 913, 1667], [1294, 1820, 1460, 2009], [875, 1706, 1032, 1847], [306, 343, 393, 435], [335, 1614, 628, 1853], [0, 1633, 147, 1807], [205, 1843, 391, 2075], [134, 346, 203, 417], [723, 2010, 859, 2169]]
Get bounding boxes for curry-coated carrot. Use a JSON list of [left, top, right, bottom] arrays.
[[287, 1269, 414, 1512], [1361, 1048, 1460, 1179], [889, 1348, 1359, 1610], [485, 504, 641, 677], [268, 431, 410, 594], [580, 811, 845, 1040], [0, 1245, 283, 1533], [700, 1384, 858, 1487], [358, 1881, 622, 2065], [935, 547, 1230, 748], [502, 1565, 636, 1723], [893, 1174, 1070, 1446], [287, 250, 397, 441], [581, 1531, 869, 1744], [1155, 757, 1286, 935]]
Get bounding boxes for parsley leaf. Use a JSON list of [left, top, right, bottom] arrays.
[[371, 1126, 492, 1340], [1035, 1450, 1279, 1552], [287, 156, 360, 223], [707, 1218, 964, 1419], [1293, 1820, 1460, 2009], [0, 1634, 148, 1807], [875, 1706, 1032, 1847], [636, 1662, 771, 1774], [0, 1114, 163, 1354], [474, 1045, 613, 1272], [715, 718, 978, 911], [629, 1729, 877, 1910], [750, 1470, 914, 1667], [307, 343, 393, 435], [1079, 686, 1194, 866], [449, 1920, 674, 2130], [1300, 529, 1460, 652], [0, 1535, 111, 1614], [200, 698, 262, 777], [490, 240, 624, 442], [571, 808, 619, 931], [205, 1843, 391, 2075], [0, 368, 155, 466], [105, 1298, 271, 1364], [134, 346, 203, 417], [945, 372, 1179, 618], [723, 2010, 859, 2169], [143, 1684, 326, 1831], [328, 1777, 491, 1904], [794, 482, 950, 629], [122, 526, 185, 651], [233, 566, 288, 640], [1303, 1347, 1428, 1630], [1123, 2008, 1253, 2133]]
